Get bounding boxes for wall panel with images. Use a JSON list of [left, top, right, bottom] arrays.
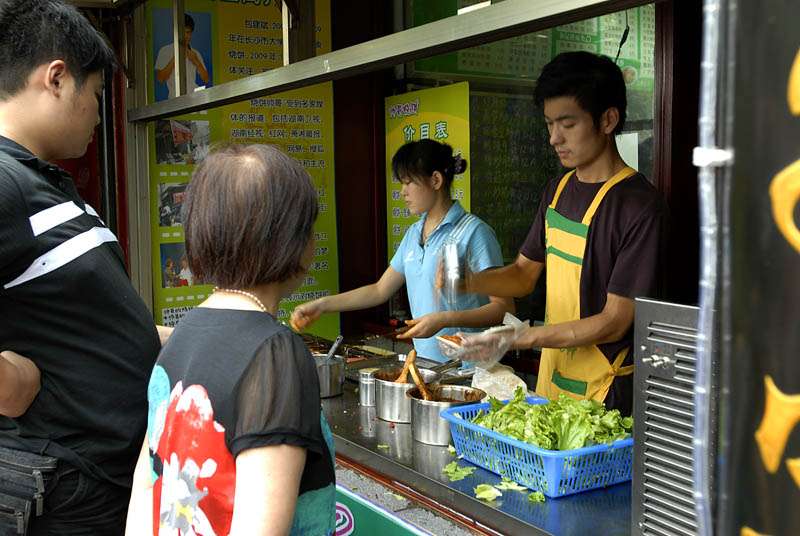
[[146, 0, 340, 338]]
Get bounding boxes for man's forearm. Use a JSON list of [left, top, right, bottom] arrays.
[[514, 295, 635, 350], [470, 259, 541, 298], [156, 58, 175, 83], [0, 350, 41, 418]]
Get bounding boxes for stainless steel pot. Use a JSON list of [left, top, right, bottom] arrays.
[[407, 384, 486, 445], [313, 354, 346, 398], [374, 367, 441, 423]]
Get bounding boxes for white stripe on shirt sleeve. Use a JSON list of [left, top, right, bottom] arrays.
[[450, 214, 476, 241], [4, 227, 117, 289], [28, 201, 84, 236], [84, 203, 106, 225]]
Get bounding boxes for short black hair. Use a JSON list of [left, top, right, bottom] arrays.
[[183, 144, 318, 288], [184, 13, 195, 32], [391, 139, 468, 189], [533, 51, 627, 136], [0, 0, 116, 99]]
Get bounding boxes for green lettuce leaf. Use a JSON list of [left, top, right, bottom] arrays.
[[529, 491, 546, 503], [474, 484, 502, 501], [468, 387, 633, 451], [494, 478, 527, 491], [443, 461, 476, 481]]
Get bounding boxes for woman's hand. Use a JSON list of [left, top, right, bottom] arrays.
[[397, 312, 452, 340], [290, 300, 325, 331]]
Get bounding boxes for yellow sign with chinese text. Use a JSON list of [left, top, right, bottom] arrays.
[[384, 82, 470, 263]]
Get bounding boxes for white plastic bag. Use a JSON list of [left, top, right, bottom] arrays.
[[437, 312, 530, 367], [471, 363, 530, 401]]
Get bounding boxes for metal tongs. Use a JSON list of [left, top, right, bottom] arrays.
[[429, 359, 462, 375], [360, 326, 410, 342]]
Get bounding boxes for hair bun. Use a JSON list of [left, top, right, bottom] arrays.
[[453, 154, 467, 175]]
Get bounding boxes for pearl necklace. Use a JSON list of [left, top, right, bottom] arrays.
[[213, 287, 267, 313]]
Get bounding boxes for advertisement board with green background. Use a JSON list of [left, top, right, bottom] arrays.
[[145, 0, 340, 339], [384, 82, 471, 265]]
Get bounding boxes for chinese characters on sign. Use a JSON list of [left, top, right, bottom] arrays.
[[146, 0, 341, 339], [384, 82, 471, 260]]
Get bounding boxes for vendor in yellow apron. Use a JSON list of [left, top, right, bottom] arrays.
[[536, 166, 636, 404]]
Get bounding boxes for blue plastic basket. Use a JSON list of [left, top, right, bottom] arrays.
[[440, 397, 634, 498]]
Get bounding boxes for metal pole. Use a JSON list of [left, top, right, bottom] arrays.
[[282, 1, 290, 66], [692, 0, 736, 532], [172, 0, 186, 97], [124, 3, 154, 309]]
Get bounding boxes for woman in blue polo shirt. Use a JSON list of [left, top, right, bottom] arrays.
[[290, 139, 513, 363]]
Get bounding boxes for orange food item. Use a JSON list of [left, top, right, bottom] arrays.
[[394, 349, 416, 383], [409, 363, 433, 401], [439, 334, 463, 346]]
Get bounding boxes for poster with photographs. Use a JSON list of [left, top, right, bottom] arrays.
[[157, 182, 187, 227], [146, 0, 340, 339], [155, 119, 210, 165], [159, 242, 194, 288]]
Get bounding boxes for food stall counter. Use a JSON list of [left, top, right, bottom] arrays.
[[323, 381, 632, 536]]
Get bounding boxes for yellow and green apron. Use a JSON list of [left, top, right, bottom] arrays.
[[536, 167, 636, 404]]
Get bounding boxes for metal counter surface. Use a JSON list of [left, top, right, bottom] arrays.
[[323, 381, 632, 536]]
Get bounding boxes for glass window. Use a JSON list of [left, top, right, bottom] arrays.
[[401, 4, 656, 320]]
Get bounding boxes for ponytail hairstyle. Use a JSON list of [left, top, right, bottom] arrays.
[[391, 139, 468, 190]]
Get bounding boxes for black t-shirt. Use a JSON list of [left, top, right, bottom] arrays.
[[520, 172, 670, 414], [0, 138, 161, 486], [147, 307, 336, 535]]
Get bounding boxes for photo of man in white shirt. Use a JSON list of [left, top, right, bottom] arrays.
[[155, 13, 210, 99]]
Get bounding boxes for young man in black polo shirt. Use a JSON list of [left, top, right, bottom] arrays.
[[463, 52, 669, 416], [0, 0, 168, 533]]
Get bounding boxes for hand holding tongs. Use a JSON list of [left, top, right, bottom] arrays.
[[361, 325, 409, 342]]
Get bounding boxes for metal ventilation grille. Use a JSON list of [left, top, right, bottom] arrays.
[[632, 299, 700, 536]]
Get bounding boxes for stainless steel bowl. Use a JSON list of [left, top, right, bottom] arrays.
[[374, 367, 441, 423], [407, 384, 486, 445], [313, 354, 346, 398]]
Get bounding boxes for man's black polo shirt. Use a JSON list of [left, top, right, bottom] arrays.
[[0, 136, 160, 488]]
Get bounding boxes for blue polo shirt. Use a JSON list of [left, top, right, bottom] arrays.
[[390, 201, 503, 362]]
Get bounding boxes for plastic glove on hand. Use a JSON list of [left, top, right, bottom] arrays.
[[437, 313, 529, 367]]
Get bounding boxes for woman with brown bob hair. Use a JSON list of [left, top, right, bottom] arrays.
[[126, 144, 336, 536]]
